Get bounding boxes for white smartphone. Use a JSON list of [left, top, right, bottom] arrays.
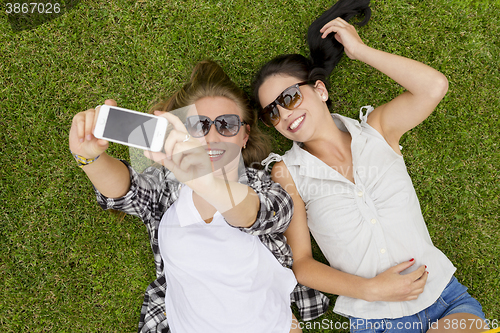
[[93, 105, 168, 152]]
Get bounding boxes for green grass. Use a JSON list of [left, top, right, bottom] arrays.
[[1, 0, 499, 332]]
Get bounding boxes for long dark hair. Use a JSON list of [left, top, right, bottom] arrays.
[[252, 0, 371, 108]]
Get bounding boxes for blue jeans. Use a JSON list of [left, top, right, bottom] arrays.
[[349, 276, 487, 333]]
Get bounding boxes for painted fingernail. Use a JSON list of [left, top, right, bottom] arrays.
[[425, 265, 427, 269], [409, 258, 415, 262]]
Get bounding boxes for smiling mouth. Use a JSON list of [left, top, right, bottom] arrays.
[[207, 149, 225, 159], [289, 115, 305, 131]]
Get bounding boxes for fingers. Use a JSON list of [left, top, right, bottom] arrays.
[[320, 17, 349, 32], [93, 105, 101, 131], [143, 150, 174, 170], [104, 99, 118, 106], [73, 113, 86, 143], [391, 260, 428, 301], [171, 139, 207, 169], [179, 153, 201, 173], [144, 142, 210, 183], [403, 265, 428, 300], [70, 105, 109, 156], [320, 17, 350, 38], [154, 111, 191, 161], [408, 264, 428, 282], [85, 109, 95, 141], [392, 258, 416, 274], [155, 110, 187, 132], [163, 129, 190, 160], [72, 107, 99, 143]]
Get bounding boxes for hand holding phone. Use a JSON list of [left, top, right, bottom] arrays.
[[144, 111, 215, 190], [69, 103, 112, 159], [93, 105, 169, 152]]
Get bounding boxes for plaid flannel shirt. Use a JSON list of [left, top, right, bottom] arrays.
[[94, 161, 329, 332]]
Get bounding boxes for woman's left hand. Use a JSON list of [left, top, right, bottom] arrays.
[[320, 17, 365, 60], [144, 111, 215, 190]]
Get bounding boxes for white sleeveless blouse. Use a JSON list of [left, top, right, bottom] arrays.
[[158, 185, 297, 332], [280, 107, 455, 319]]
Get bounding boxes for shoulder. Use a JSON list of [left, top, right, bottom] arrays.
[[271, 161, 291, 181], [271, 161, 300, 197]]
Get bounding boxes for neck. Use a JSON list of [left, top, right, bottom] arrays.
[[212, 158, 241, 183], [302, 116, 351, 162]]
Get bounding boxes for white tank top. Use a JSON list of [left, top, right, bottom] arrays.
[[158, 186, 297, 333], [281, 107, 455, 319]]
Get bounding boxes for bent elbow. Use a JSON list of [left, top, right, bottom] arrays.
[[291, 257, 311, 285], [431, 73, 449, 101], [292, 266, 307, 285]]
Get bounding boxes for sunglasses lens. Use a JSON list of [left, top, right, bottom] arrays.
[[260, 105, 278, 127], [260, 84, 305, 127], [216, 115, 241, 137], [186, 115, 242, 137], [186, 116, 210, 137], [281, 87, 302, 109]]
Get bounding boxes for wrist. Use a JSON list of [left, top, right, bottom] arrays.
[[350, 43, 371, 62], [361, 277, 377, 302], [70, 150, 101, 168]]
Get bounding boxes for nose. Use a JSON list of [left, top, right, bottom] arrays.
[[277, 105, 294, 120], [204, 123, 221, 144]]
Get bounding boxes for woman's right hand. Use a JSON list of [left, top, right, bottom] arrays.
[[68, 99, 117, 158], [365, 259, 428, 302], [319, 17, 366, 60]]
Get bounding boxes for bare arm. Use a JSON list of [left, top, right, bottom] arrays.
[[68, 99, 131, 198], [272, 161, 428, 302], [321, 18, 448, 152]]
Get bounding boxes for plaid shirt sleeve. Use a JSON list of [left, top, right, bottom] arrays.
[[237, 168, 294, 236], [94, 161, 179, 222], [291, 284, 330, 321]]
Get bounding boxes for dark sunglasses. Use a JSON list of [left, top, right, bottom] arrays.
[[185, 114, 247, 138], [259, 81, 309, 127]]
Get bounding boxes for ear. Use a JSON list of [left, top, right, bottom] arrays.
[[313, 80, 329, 101]]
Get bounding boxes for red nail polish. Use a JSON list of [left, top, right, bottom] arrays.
[[409, 258, 414, 262]]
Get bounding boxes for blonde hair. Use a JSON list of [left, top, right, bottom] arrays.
[[150, 60, 270, 168]]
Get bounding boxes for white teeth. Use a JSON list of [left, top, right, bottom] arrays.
[[207, 149, 224, 157], [289, 116, 305, 130]]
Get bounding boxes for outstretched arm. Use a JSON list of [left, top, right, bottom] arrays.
[[68, 99, 131, 198], [321, 18, 448, 152], [272, 161, 428, 302]]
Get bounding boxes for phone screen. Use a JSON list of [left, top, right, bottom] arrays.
[[103, 108, 158, 149]]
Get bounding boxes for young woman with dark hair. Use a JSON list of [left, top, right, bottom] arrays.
[[253, 0, 488, 332]]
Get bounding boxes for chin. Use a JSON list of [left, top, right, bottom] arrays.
[[211, 152, 242, 176]]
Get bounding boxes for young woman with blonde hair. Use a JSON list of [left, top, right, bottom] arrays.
[[69, 61, 327, 332]]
